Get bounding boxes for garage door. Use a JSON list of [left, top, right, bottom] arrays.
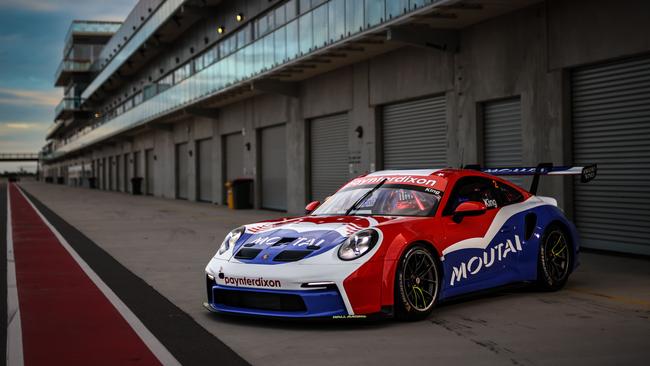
[[483, 97, 524, 187], [124, 153, 130, 193], [176, 143, 189, 199], [382, 95, 447, 169], [310, 113, 349, 202], [145, 149, 154, 195], [116, 155, 122, 191], [260, 125, 287, 211], [109, 156, 115, 191], [102, 158, 107, 190], [198, 138, 213, 202], [572, 56, 650, 255]]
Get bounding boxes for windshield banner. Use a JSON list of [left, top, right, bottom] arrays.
[[345, 175, 447, 191]]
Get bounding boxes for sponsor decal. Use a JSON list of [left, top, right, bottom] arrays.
[[449, 235, 523, 286], [333, 315, 367, 319], [223, 275, 281, 288], [348, 176, 438, 188], [248, 235, 325, 248]]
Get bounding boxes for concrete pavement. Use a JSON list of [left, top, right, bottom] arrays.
[[18, 181, 650, 366]]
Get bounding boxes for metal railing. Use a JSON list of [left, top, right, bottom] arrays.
[[55, 97, 85, 117], [0, 153, 40, 161], [64, 20, 121, 58], [55, 59, 92, 83], [81, 0, 187, 101]]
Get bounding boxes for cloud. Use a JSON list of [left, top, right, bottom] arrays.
[[0, 121, 48, 136], [0, 88, 60, 107], [0, 0, 137, 20]]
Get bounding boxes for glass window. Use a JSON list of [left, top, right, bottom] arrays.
[[410, 0, 432, 10], [286, 0, 297, 20], [264, 34, 274, 68], [443, 177, 499, 215], [285, 19, 299, 60], [298, 11, 313, 55], [365, 0, 385, 27], [237, 24, 251, 48], [275, 5, 286, 26], [312, 3, 328, 47], [387, 0, 408, 18], [312, 184, 442, 217], [493, 181, 524, 206], [274, 27, 287, 64], [328, 0, 345, 42], [299, 0, 311, 14], [346, 0, 364, 35]]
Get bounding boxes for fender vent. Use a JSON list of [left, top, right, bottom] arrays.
[[274, 250, 311, 262], [525, 213, 537, 241], [235, 248, 262, 260]]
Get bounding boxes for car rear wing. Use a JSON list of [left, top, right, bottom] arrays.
[[464, 163, 597, 194]]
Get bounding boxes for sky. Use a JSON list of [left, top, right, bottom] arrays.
[[0, 0, 136, 172]]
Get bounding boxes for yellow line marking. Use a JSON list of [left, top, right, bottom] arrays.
[[568, 287, 650, 309]]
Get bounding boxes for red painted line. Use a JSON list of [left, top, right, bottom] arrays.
[[9, 184, 162, 366]]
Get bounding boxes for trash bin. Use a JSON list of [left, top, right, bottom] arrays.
[[45, 177, 53, 183], [131, 177, 143, 195], [225, 178, 253, 209], [57, 177, 64, 184], [88, 177, 97, 189]]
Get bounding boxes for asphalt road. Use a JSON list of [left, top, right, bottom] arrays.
[[12, 181, 650, 366]]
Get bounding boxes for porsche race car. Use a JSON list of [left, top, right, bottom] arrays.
[[204, 163, 596, 320]]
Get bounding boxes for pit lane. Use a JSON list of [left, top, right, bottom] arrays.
[[4, 180, 650, 366]]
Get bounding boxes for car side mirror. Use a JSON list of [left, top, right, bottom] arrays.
[[453, 201, 487, 223], [305, 200, 320, 214]]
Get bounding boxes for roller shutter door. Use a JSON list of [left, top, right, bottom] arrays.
[[382, 95, 447, 169], [109, 156, 115, 191], [224, 133, 244, 183], [260, 125, 287, 211], [198, 138, 213, 202], [572, 56, 650, 255], [116, 156, 122, 191], [145, 149, 154, 195], [176, 143, 189, 199], [124, 153, 130, 193], [483, 97, 524, 187], [310, 113, 349, 202]]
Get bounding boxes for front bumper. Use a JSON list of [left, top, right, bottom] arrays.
[[205, 276, 347, 318]]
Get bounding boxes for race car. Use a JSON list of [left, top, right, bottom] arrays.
[[204, 163, 597, 320]]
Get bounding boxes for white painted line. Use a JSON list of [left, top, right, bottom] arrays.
[[6, 185, 24, 366], [15, 186, 181, 366]]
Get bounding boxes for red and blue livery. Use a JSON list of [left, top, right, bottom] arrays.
[[204, 164, 596, 320]]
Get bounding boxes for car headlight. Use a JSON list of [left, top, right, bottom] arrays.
[[218, 226, 245, 255], [338, 229, 379, 261]]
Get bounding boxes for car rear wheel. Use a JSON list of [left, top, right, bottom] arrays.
[[537, 225, 572, 291], [395, 245, 440, 321]]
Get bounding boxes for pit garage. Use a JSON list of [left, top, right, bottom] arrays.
[[571, 56, 650, 256], [309, 113, 349, 202], [197, 138, 213, 202], [260, 124, 287, 211], [381, 95, 447, 169], [176, 142, 189, 200]]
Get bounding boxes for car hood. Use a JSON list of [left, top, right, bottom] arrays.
[[230, 215, 399, 264]]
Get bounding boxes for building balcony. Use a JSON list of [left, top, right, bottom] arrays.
[[54, 59, 93, 87], [54, 97, 87, 120], [50, 0, 535, 158], [80, 0, 191, 102]]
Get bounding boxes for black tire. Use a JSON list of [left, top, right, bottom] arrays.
[[394, 244, 441, 321], [537, 225, 572, 291]]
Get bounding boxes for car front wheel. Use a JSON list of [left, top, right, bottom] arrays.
[[395, 244, 441, 321]]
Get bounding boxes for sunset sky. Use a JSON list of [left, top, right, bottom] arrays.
[[0, 0, 136, 172]]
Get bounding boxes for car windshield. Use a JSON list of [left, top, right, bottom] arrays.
[[312, 184, 443, 217]]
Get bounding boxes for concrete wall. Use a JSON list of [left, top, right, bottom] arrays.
[[44, 0, 650, 216]]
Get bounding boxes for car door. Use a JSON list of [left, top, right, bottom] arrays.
[[438, 176, 518, 298]]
